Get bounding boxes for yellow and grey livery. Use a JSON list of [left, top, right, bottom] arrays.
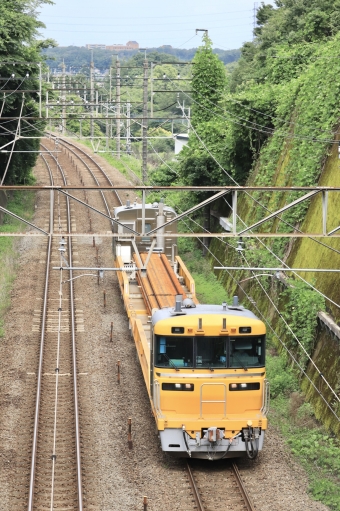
[[115, 201, 269, 460]]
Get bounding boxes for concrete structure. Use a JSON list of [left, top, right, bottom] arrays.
[[174, 133, 189, 154]]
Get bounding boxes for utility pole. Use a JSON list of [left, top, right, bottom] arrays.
[[61, 60, 66, 135], [142, 59, 148, 182], [150, 62, 154, 118], [39, 62, 42, 118], [116, 58, 121, 159], [126, 101, 131, 154], [90, 50, 94, 140], [108, 55, 115, 152]]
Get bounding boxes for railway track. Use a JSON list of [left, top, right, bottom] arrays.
[[46, 133, 124, 210], [186, 460, 256, 511], [26, 136, 126, 508], [28, 148, 83, 509]]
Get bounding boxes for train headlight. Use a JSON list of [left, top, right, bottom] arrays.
[[175, 383, 182, 389], [231, 384, 237, 389], [240, 383, 248, 388], [185, 384, 192, 389]]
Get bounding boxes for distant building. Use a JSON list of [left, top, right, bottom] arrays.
[[86, 44, 106, 50], [126, 41, 139, 49], [86, 41, 140, 51]]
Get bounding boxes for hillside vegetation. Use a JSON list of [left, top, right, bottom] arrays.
[[42, 46, 240, 70]]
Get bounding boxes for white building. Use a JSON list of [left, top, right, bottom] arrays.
[[174, 133, 189, 154]]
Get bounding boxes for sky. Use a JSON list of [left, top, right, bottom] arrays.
[[37, 0, 258, 50]]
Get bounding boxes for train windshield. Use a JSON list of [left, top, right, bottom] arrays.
[[155, 335, 265, 369], [155, 336, 194, 368], [229, 336, 265, 369]]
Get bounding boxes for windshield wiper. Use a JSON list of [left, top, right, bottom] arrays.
[[163, 353, 179, 371], [235, 355, 248, 371]]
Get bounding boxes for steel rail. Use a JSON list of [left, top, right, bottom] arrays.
[[66, 172, 83, 511], [185, 463, 205, 511], [231, 462, 256, 511], [185, 461, 257, 511], [41, 142, 115, 222], [51, 148, 84, 510], [27, 156, 54, 511], [53, 135, 123, 208], [28, 148, 84, 510]]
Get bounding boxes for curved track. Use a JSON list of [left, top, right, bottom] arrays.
[[46, 134, 123, 210]]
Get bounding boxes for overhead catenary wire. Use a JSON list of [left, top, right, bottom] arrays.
[[167, 76, 340, 144], [190, 76, 340, 137], [222, 196, 340, 309], [179, 103, 340, 260], [240, 251, 340, 411], [179, 102, 340, 307]]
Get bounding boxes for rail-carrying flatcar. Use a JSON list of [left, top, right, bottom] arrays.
[[114, 201, 269, 460]]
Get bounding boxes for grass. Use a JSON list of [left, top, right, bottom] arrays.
[[266, 347, 340, 510], [80, 138, 143, 183], [178, 237, 231, 305], [0, 190, 35, 336]]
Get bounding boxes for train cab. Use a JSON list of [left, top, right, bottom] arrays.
[[112, 201, 177, 263]]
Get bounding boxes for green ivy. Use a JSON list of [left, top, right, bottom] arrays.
[[280, 280, 326, 366]]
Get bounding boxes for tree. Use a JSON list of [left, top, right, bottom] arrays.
[[191, 34, 227, 126], [0, 0, 54, 184]]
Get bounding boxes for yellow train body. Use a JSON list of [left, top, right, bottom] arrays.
[[116, 252, 269, 460]]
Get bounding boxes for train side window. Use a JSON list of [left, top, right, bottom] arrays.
[[118, 222, 135, 241], [141, 223, 151, 242]]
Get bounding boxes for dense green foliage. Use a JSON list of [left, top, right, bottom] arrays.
[[191, 35, 227, 126], [0, 0, 54, 184], [177, 237, 230, 304], [42, 46, 241, 71], [155, 0, 340, 209], [267, 351, 340, 509]]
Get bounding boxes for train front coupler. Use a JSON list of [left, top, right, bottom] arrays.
[[243, 422, 260, 460]]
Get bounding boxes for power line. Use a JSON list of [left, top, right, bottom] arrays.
[[167, 76, 340, 144]]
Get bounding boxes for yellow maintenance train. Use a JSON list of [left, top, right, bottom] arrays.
[[114, 201, 269, 460]]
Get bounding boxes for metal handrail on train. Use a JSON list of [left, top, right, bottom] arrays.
[[260, 378, 270, 416], [153, 380, 165, 418]]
